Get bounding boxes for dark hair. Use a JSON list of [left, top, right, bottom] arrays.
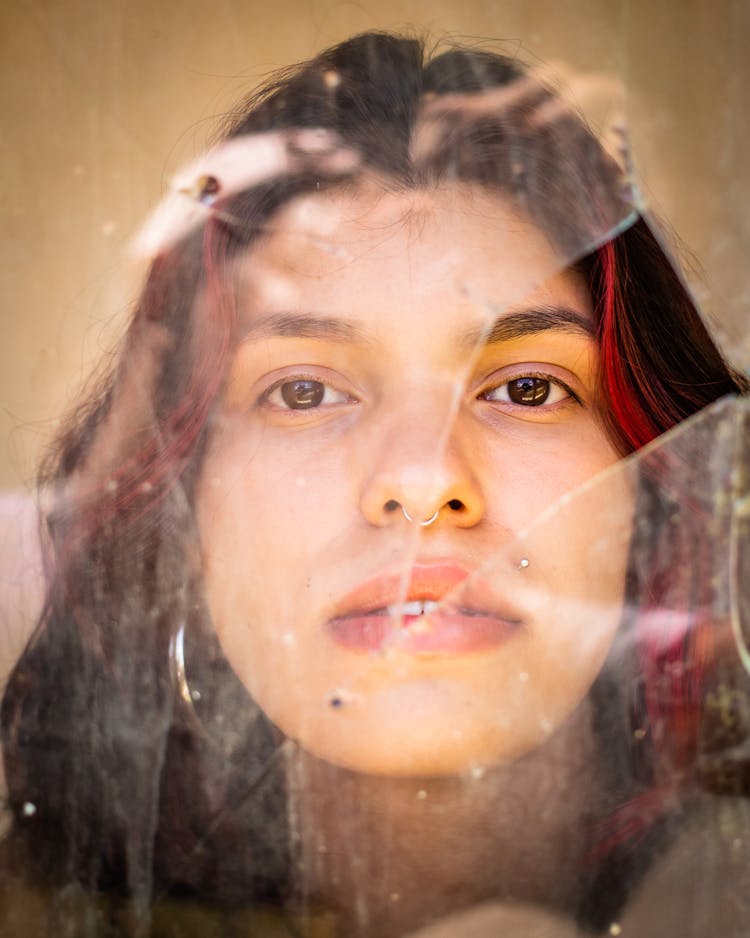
[[2, 30, 747, 933]]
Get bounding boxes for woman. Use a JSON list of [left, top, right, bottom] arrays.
[[1, 31, 748, 937]]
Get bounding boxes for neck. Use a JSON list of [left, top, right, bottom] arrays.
[[285, 697, 603, 937]]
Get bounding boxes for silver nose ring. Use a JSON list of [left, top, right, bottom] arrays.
[[402, 506, 439, 526]]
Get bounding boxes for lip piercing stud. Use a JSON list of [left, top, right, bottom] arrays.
[[517, 558, 530, 570], [402, 506, 439, 526]]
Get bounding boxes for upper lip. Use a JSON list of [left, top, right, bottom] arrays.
[[327, 561, 525, 624]]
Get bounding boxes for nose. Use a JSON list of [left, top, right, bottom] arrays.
[[359, 408, 485, 529]]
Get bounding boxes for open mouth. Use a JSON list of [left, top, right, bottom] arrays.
[[384, 599, 440, 618], [326, 564, 524, 655]]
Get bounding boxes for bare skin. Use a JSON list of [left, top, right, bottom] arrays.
[[288, 696, 603, 937]]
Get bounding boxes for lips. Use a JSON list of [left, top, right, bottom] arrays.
[[326, 562, 524, 655]]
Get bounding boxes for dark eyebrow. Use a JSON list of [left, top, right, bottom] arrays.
[[459, 306, 595, 350], [242, 313, 374, 345], [240, 307, 592, 348]]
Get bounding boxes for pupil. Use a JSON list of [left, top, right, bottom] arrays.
[[282, 380, 325, 409], [508, 377, 549, 406]]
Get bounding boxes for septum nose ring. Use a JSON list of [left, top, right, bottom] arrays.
[[402, 506, 439, 527]]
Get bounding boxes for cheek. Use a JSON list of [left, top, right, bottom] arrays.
[[198, 417, 350, 557], [523, 427, 632, 602], [478, 426, 632, 691], [194, 426, 355, 684], [521, 446, 634, 675], [480, 420, 623, 528]]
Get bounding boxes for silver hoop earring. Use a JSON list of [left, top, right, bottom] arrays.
[[170, 623, 201, 704], [402, 506, 439, 526]]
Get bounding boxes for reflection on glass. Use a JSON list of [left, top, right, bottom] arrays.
[[1, 31, 748, 938]]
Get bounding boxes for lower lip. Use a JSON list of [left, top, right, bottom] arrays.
[[326, 609, 521, 655]]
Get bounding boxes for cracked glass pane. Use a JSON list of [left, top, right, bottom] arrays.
[[1, 25, 749, 938]]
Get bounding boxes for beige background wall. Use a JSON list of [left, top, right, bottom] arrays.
[[2, 0, 749, 490]]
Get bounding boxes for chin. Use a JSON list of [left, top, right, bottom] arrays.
[[282, 704, 550, 778]]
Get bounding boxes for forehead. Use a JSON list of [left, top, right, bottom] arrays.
[[234, 180, 591, 334]]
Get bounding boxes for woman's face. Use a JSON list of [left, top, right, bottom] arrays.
[[196, 181, 633, 776]]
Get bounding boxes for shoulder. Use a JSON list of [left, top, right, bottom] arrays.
[[618, 794, 750, 937]]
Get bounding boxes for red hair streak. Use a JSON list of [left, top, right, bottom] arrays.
[[597, 240, 661, 452], [592, 239, 716, 854]]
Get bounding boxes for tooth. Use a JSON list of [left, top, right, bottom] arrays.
[[422, 600, 439, 614], [387, 600, 426, 617]]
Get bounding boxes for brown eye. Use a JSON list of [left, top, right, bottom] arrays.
[[481, 374, 571, 408], [507, 377, 550, 406], [264, 377, 352, 411], [280, 379, 325, 409]]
